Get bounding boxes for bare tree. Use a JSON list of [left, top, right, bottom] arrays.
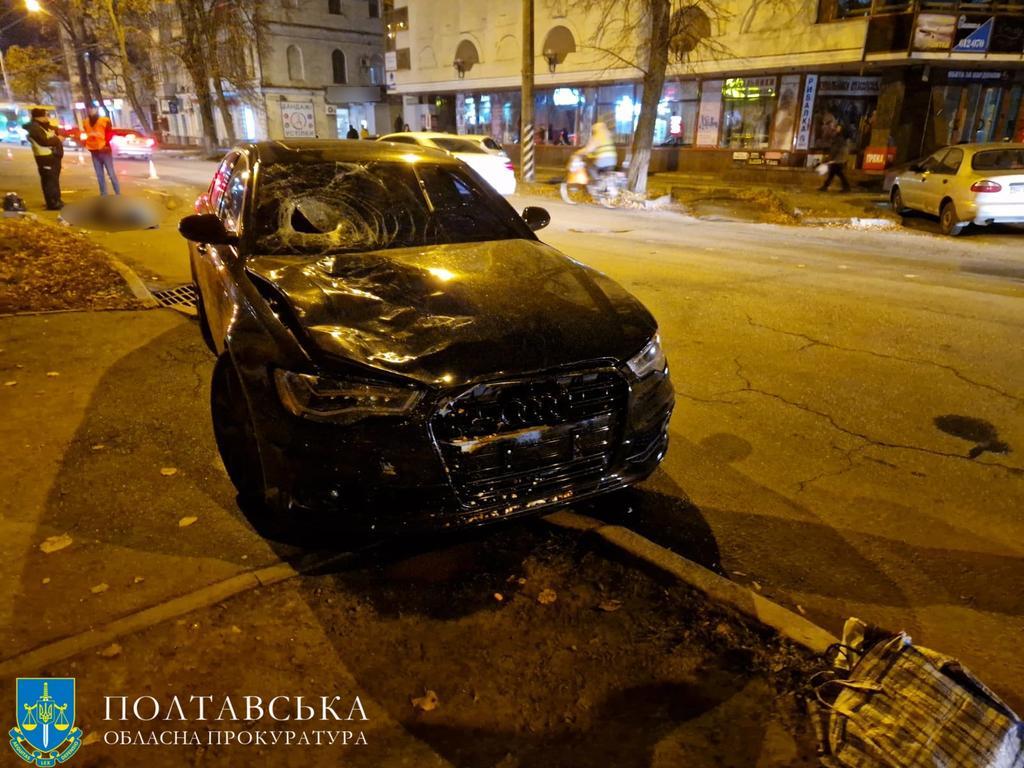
[[572, 0, 725, 194], [98, 0, 155, 132]]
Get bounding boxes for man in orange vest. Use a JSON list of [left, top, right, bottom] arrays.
[[83, 106, 120, 195]]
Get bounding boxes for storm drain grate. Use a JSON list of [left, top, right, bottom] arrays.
[[152, 284, 198, 310]]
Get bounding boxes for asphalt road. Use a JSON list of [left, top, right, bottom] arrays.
[[5, 146, 1024, 709]]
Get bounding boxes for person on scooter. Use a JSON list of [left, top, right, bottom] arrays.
[[577, 121, 617, 180]]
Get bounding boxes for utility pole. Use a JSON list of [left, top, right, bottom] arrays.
[[520, 0, 534, 182]]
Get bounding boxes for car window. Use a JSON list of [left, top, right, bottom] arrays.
[[432, 138, 486, 154], [920, 150, 948, 172], [250, 159, 529, 256], [481, 137, 501, 151], [972, 149, 1024, 171], [220, 154, 249, 233], [936, 148, 963, 174], [383, 135, 417, 145], [208, 154, 237, 212]]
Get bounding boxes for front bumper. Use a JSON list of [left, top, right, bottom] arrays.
[[246, 363, 673, 530]]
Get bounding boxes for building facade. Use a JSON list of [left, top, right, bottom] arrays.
[[152, 0, 393, 145], [385, 0, 1024, 170]]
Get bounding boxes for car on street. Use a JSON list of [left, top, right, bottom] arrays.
[[461, 133, 511, 158], [109, 127, 156, 159], [178, 140, 673, 530], [377, 131, 517, 195], [889, 142, 1024, 235]]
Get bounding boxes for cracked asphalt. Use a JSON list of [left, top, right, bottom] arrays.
[[3, 147, 1023, 714]]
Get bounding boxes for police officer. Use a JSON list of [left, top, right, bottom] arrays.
[[24, 108, 65, 210]]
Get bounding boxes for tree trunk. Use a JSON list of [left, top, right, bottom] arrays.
[[626, 0, 670, 194], [101, 0, 153, 133], [211, 75, 236, 143]]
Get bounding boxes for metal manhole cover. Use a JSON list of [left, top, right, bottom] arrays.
[[151, 284, 198, 314]]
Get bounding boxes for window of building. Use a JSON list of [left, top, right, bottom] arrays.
[[328, 0, 341, 14], [332, 50, 347, 84], [656, 80, 700, 145], [369, 0, 380, 18], [286, 45, 304, 82], [720, 77, 777, 149]]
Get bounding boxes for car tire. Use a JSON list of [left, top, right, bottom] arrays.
[[211, 354, 266, 508], [890, 187, 908, 215], [940, 200, 965, 237]]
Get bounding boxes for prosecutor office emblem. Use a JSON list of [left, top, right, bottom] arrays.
[[9, 678, 83, 766]]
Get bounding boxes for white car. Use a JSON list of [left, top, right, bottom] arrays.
[[890, 142, 1024, 236], [461, 134, 510, 159], [377, 131, 517, 195]]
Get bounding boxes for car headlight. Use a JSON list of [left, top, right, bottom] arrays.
[[626, 333, 667, 378], [274, 369, 423, 423]]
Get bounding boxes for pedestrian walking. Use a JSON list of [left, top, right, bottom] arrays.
[[820, 122, 851, 193], [23, 108, 64, 210], [359, 125, 370, 139], [346, 124, 359, 139], [83, 106, 120, 196]]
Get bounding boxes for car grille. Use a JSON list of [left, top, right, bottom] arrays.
[[431, 370, 628, 512]]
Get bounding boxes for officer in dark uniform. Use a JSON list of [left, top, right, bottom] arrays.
[[24, 108, 65, 210]]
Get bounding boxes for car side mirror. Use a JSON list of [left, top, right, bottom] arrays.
[[178, 213, 237, 245], [522, 206, 550, 232], [909, 163, 923, 173]]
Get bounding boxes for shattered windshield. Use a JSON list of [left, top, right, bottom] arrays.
[[251, 160, 526, 256]]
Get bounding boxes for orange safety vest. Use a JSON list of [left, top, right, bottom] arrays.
[[83, 117, 111, 151]]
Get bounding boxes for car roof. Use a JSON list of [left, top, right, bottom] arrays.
[[378, 131, 460, 140], [247, 138, 458, 165], [946, 142, 1024, 153]]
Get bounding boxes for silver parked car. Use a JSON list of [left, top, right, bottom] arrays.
[[890, 142, 1024, 236]]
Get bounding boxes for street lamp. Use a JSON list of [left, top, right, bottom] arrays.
[[544, 49, 558, 74], [25, 0, 43, 12], [453, 58, 465, 80]]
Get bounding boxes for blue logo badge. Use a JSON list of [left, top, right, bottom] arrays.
[[9, 678, 83, 766], [953, 16, 994, 53]]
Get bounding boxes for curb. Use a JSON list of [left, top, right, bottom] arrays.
[[106, 255, 160, 308], [0, 551, 354, 677], [543, 510, 838, 654]]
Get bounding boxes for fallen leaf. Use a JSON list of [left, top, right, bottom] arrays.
[[46, 371, 60, 377], [796, 604, 807, 615], [160, 467, 178, 477], [230, 625, 242, 634], [178, 516, 198, 528], [4, 381, 16, 387], [90, 583, 109, 594], [493, 592, 504, 602], [411, 690, 439, 713], [40, 534, 73, 554], [98, 643, 122, 659], [597, 599, 622, 613], [537, 588, 557, 606], [132, 576, 145, 584], [41, 577, 51, 585], [751, 581, 762, 592], [91, 444, 105, 451]]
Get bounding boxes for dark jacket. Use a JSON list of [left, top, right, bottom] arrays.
[[24, 119, 64, 159], [829, 128, 848, 164]]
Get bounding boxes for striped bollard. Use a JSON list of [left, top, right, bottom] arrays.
[[521, 123, 535, 183]]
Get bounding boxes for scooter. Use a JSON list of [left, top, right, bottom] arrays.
[[560, 153, 627, 207]]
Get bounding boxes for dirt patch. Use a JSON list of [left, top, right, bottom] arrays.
[[0, 217, 143, 313], [675, 188, 799, 225]]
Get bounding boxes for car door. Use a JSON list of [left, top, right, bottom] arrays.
[[205, 153, 250, 350], [901, 149, 947, 210], [192, 152, 235, 322], [924, 147, 963, 215]]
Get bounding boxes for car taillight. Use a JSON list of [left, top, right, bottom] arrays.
[[971, 180, 1002, 193], [145, 138, 155, 147]]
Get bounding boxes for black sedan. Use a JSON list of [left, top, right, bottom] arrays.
[[179, 140, 673, 529]]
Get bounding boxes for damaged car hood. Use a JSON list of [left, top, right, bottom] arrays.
[[246, 239, 655, 385]]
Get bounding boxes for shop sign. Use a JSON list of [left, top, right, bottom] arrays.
[[325, 105, 336, 115], [764, 151, 785, 167], [795, 74, 817, 151], [552, 88, 581, 107], [385, 51, 398, 71], [863, 146, 896, 171], [913, 13, 956, 51], [952, 16, 994, 53], [817, 76, 881, 97], [281, 101, 316, 138], [947, 70, 1006, 81], [696, 80, 723, 147]]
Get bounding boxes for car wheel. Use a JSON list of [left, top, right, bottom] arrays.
[[940, 200, 965, 236], [211, 354, 266, 507], [890, 187, 908, 215]]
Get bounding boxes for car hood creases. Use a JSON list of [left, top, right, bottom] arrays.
[[245, 239, 656, 386]]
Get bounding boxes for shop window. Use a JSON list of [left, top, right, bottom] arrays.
[[720, 77, 777, 149], [286, 45, 304, 82], [332, 50, 347, 84], [657, 81, 700, 145]]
